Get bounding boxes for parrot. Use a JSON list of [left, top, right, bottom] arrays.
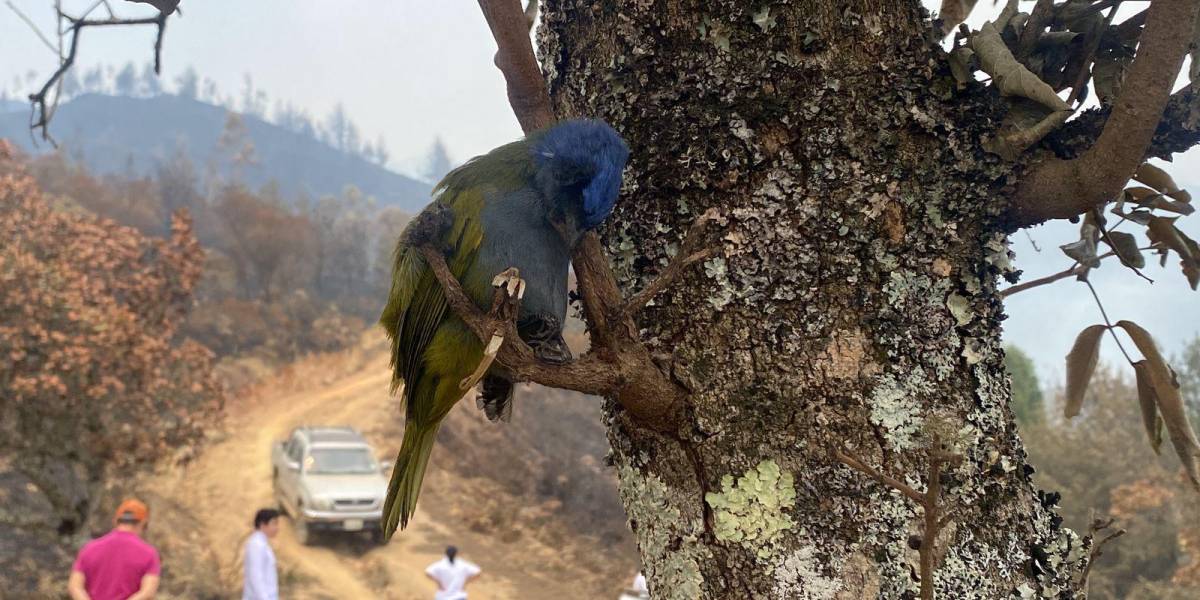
[[379, 118, 629, 537]]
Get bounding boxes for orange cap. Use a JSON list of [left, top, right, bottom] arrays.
[[113, 498, 149, 525]]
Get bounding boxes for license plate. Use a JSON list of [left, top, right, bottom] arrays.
[[343, 519, 363, 531]]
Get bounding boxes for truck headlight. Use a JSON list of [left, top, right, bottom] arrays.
[[310, 497, 333, 511]]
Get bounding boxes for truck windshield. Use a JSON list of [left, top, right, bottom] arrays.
[[306, 448, 376, 474]]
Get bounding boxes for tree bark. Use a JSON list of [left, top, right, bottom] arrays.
[[539, 1, 1079, 597]]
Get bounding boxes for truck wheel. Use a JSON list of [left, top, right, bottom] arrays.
[[294, 516, 312, 546], [370, 526, 386, 545]]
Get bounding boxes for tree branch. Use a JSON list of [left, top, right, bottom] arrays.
[[417, 245, 617, 394], [1008, 0, 1200, 228], [27, 7, 171, 144], [417, 243, 686, 431], [470, 0, 702, 434], [1016, 0, 1055, 62], [833, 449, 924, 503], [834, 441, 959, 600], [620, 208, 721, 319], [477, 0, 555, 133], [1077, 513, 1126, 596], [1001, 243, 1161, 297], [1049, 81, 1200, 163]]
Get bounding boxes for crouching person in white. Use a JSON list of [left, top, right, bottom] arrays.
[[425, 546, 480, 600]]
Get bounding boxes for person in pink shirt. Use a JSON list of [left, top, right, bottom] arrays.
[[68, 498, 161, 600]]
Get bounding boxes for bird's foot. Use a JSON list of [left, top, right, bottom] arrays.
[[518, 315, 573, 365], [404, 203, 454, 248], [530, 336, 573, 365]]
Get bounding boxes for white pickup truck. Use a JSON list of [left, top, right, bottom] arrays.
[[271, 426, 391, 544]]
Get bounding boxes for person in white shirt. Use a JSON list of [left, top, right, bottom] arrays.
[[632, 571, 649, 597], [425, 546, 481, 600], [243, 508, 280, 600]]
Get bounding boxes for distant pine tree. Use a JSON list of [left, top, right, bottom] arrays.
[[114, 62, 137, 96], [423, 136, 452, 183], [175, 67, 199, 99]]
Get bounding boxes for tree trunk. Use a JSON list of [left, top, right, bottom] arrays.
[[539, 2, 1080, 597]]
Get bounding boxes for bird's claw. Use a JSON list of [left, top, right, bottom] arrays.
[[492, 268, 526, 299], [459, 334, 504, 391]]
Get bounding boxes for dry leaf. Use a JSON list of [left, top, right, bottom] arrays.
[[1064, 325, 1107, 418], [1116, 321, 1200, 491], [1103, 231, 1144, 269], [1180, 231, 1200, 290], [1134, 163, 1192, 203], [1123, 186, 1159, 202], [971, 23, 1072, 112], [1111, 204, 1154, 226], [1147, 216, 1197, 265], [1125, 188, 1196, 215], [1185, 264, 1199, 290], [1060, 223, 1100, 268], [1132, 361, 1164, 455]]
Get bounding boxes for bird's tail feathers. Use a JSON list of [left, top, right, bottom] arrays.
[[382, 422, 439, 540]]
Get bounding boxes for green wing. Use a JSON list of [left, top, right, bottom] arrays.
[[381, 188, 483, 417], [379, 137, 536, 418]]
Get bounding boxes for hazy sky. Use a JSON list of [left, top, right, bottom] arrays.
[[0, 0, 523, 174], [1, 0, 1197, 384]]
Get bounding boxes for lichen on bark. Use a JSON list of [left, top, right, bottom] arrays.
[[705, 459, 796, 559]]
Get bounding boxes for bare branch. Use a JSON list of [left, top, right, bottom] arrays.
[[6, 1, 58, 53], [79, 0, 109, 20], [1002, 241, 1164, 297], [833, 449, 924, 503], [1009, 0, 1200, 228], [1002, 252, 1112, 297], [27, 8, 171, 143], [1077, 513, 1127, 595], [620, 208, 722, 318], [834, 441, 958, 600], [477, 0, 555, 133], [1044, 83, 1200, 190]]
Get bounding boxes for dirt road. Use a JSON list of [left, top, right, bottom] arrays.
[[148, 343, 611, 599]]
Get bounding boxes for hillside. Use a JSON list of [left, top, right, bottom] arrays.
[[142, 333, 638, 599], [0, 94, 432, 212]]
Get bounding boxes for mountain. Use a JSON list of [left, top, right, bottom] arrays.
[[0, 94, 432, 212]]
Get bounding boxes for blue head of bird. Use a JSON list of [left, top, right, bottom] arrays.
[[531, 119, 630, 236]]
